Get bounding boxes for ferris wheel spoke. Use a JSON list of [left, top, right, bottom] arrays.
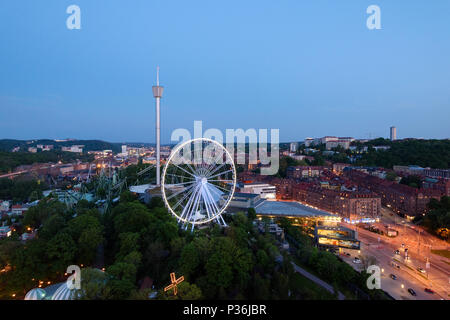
[[165, 173, 196, 182], [179, 184, 201, 221], [183, 161, 198, 176], [168, 180, 196, 187], [187, 186, 202, 222], [202, 191, 215, 219], [206, 162, 227, 178], [166, 183, 196, 201], [170, 163, 198, 178], [208, 184, 225, 198], [207, 170, 233, 181], [203, 186, 219, 217], [172, 184, 197, 210], [207, 182, 231, 194], [206, 179, 233, 183], [200, 158, 217, 176]]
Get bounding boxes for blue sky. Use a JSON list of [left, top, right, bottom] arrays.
[[1, 0, 449, 143]]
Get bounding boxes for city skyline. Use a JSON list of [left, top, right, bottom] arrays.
[[1, 1, 450, 143]]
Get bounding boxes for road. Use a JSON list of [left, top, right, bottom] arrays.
[[340, 221, 449, 300]]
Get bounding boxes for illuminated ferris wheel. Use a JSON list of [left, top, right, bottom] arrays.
[[161, 138, 236, 230]]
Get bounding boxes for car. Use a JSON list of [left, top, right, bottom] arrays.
[[417, 267, 426, 274], [353, 258, 361, 264], [396, 265, 401, 269], [401, 243, 405, 247], [395, 250, 400, 255], [424, 288, 434, 294], [345, 252, 351, 257], [390, 274, 397, 280], [408, 288, 416, 296]]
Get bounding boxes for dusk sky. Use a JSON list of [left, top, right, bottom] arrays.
[[1, 0, 449, 143]]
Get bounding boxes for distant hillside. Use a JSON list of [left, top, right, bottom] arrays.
[[354, 138, 450, 169], [0, 139, 122, 153], [0, 151, 94, 174]]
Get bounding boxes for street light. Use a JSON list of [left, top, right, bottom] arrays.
[[401, 284, 404, 289]]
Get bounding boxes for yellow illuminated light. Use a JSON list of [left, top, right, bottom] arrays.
[[164, 272, 184, 296]]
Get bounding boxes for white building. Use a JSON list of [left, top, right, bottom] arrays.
[[304, 138, 315, 147], [325, 140, 350, 150], [0, 226, 12, 238], [290, 142, 298, 153], [0, 201, 10, 212], [62, 145, 84, 153], [11, 205, 29, 216], [241, 183, 276, 199]]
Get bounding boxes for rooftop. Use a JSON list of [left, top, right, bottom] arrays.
[[255, 200, 334, 218]]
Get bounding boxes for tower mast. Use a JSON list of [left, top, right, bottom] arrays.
[[152, 66, 164, 186]]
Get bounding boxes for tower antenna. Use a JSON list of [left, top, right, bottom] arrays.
[[152, 66, 164, 186], [156, 66, 160, 86]]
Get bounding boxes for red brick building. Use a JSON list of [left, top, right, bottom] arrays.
[[344, 169, 442, 217], [291, 183, 381, 221]]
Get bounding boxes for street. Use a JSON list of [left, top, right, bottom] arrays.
[[338, 208, 449, 300]]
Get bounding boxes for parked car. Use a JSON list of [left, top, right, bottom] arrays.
[[395, 250, 400, 255], [390, 274, 397, 280], [353, 258, 361, 264], [417, 267, 426, 274], [408, 288, 416, 296], [401, 243, 405, 247], [424, 288, 434, 294]]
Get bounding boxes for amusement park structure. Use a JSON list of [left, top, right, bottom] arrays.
[[47, 68, 237, 228]]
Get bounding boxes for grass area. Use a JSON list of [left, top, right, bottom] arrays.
[[431, 249, 450, 259], [291, 272, 336, 300], [290, 255, 358, 300], [393, 258, 428, 280]]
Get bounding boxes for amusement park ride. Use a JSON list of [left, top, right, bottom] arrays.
[[49, 68, 236, 230], [131, 67, 237, 231]]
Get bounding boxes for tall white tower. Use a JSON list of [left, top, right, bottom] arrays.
[[152, 67, 164, 186], [390, 126, 397, 141]]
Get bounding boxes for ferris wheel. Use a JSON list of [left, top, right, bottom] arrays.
[[161, 138, 236, 230]]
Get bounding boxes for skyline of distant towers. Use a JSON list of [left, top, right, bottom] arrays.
[[152, 67, 164, 186], [390, 126, 397, 141]]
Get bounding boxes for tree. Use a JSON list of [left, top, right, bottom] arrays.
[[251, 273, 270, 299], [386, 171, 397, 181], [116, 232, 140, 260], [421, 196, 450, 240], [46, 231, 76, 272], [400, 175, 422, 188], [160, 281, 202, 300], [39, 214, 66, 240], [67, 214, 104, 265], [247, 208, 257, 221], [112, 202, 151, 235], [179, 242, 200, 278], [75, 268, 112, 300]]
